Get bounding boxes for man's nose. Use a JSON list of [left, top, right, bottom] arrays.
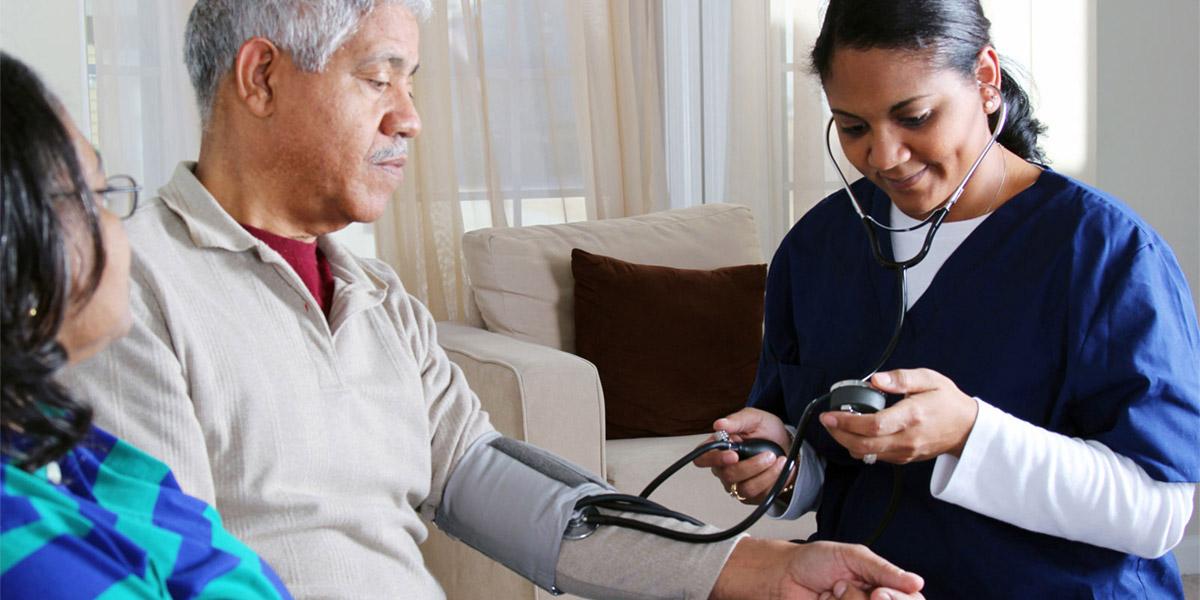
[[381, 92, 421, 139]]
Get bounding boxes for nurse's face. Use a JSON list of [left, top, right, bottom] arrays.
[[823, 47, 999, 219]]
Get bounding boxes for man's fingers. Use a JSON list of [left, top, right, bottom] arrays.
[[821, 581, 865, 600], [870, 590, 924, 600], [839, 544, 924, 594]]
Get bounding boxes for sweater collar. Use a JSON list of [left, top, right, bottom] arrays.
[[158, 162, 259, 253], [157, 162, 390, 296]]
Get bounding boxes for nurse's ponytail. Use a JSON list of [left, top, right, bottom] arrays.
[[994, 64, 1046, 163], [811, 0, 1047, 163]]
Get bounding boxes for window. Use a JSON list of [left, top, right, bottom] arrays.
[[448, 0, 588, 232]]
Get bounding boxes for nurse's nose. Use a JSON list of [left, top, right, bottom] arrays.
[[866, 128, 911, 173]]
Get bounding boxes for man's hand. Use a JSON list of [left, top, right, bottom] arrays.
[[693, 408, 794, 504], [819, 369, 979, 463], [710, 538, 924, 600], [818, 580, 926, 600]]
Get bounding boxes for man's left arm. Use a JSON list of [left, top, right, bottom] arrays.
[[407, 298, 495, 517]]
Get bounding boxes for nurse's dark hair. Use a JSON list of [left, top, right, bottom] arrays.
[[0, 52, 101, 471], [811, 0, 1046, 162]]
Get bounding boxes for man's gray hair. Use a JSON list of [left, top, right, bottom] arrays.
[[184, 0, 432, 125]]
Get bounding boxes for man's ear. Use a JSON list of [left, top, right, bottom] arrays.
[[232, 37, 281, 118]]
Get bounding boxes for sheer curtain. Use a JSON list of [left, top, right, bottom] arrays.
[[374, 0, 668, 322], [720, 2, 780, 244], [661, 0, 833, 259], [88, 0, 200, 197]]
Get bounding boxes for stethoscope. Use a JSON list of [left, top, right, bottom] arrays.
[[828, 86, 1010, 380], [569, 91, 1010, 545]]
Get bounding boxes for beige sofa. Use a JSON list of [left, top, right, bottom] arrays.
[[421, 204, 816, 599]]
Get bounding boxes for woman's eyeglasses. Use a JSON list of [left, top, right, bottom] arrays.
[[94, 175, 141, 219], [52, 175, 141, 219]]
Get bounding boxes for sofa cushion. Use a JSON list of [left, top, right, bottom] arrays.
[[461, 204, 764, 352], [571, 249, 766, 439]]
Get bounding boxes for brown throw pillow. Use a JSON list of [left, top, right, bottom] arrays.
[[571, 248, 767, 439]]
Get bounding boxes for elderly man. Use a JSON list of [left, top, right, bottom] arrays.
[[63, 1, 924, 599]]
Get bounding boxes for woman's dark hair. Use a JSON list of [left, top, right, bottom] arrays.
[[1, 52, 104, 470], [811, 0, 1047, 162]]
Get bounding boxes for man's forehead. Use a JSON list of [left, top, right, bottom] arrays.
[[342, 3, 420, 71]]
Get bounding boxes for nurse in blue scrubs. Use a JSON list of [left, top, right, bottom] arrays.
[[697, 0, 1200, 597]]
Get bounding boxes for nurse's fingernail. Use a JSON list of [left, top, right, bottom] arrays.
[[875, 372, 892, 386], [820, 414, 838, 428], [878, 593, 893, 600], [833, 581, 848, 598]]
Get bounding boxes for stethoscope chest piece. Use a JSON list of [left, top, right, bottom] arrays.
[[829, 379, 886, 414]]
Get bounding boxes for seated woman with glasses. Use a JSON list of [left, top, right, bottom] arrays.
[[1, 52, 292, 598]]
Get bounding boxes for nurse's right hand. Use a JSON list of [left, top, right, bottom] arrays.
[[693, 407, 794, 504]]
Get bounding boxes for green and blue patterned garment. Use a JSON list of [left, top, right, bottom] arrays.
[[2, 426, 291, 599]]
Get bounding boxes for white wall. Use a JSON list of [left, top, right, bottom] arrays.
[[984, 0, 1096, 185], [1095, 1, 1200, 313], [1095, 0, 1200, 577], [0, 0, 90, 134]]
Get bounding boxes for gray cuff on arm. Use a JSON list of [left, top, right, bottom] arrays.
[[436, 432, 747, 598], [434, 432, 612, 594]]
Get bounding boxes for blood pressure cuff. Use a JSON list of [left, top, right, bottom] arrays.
[[433, 432, 614, 594]]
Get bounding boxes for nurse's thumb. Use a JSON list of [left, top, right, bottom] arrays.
[[871, 368, 940, 394], [713, 407, 767, 436]]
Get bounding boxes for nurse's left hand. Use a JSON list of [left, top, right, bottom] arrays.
[[818, 368, 979, 463]]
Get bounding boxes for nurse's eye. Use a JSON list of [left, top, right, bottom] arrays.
[[898, 112, 932, 128], [366, 79, 391, 90], [838, 122, 868, 137]]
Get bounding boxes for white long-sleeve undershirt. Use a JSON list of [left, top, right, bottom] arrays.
[[765, 203, 1197, 558], [931, 399, 1194, 558]]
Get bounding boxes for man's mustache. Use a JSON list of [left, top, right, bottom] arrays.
[[369, 139, 408, 163]]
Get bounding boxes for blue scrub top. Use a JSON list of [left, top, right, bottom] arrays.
[[750, 169, 1200, 598]]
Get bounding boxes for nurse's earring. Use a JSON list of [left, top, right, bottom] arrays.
[[978, 80, 998, 113]]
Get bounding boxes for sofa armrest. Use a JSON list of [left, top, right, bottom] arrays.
[[436, 321, 606, 476]]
